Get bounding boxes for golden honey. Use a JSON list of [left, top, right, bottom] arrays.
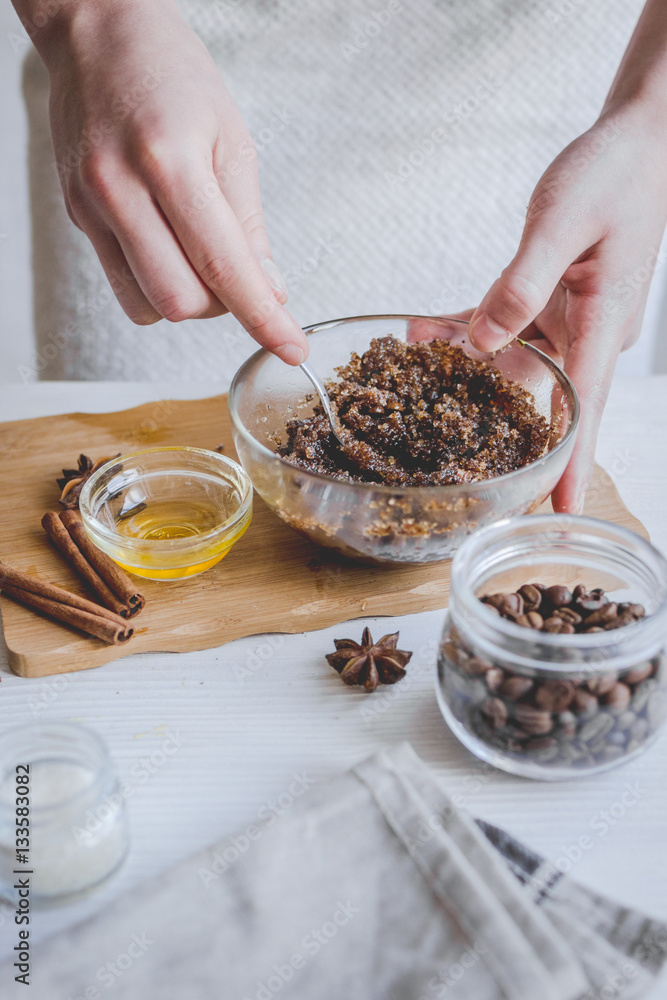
[[111, 498, 251, 580], [79, 448, 254, 582]]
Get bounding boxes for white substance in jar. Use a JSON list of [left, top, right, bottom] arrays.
[[0, 726, 129, 902]]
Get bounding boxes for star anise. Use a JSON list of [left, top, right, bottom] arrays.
[[57, 453, 120, 509], [326, 627, 412, 692]]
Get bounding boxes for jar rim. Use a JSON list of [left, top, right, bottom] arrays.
[[0, 722, 112, 814], [450, 514, 667, 673]]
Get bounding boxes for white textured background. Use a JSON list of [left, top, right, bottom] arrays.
[[3, 0, 667, 382]]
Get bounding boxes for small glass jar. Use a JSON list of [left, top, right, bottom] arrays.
[[436, 515, 667, 780], [0, 723, 130, 902]]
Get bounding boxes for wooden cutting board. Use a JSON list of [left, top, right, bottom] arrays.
[[0, 394, 648, 678]]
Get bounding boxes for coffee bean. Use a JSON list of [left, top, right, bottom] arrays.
[[485, 667, 505, 692], [518, 584, 542, 612], [573, 752, 597, 768], [483, 592, 524, 618], [615, 710, 637, 731], [498, 676, 534, 700], [579, 713, 614, 744], [572, 584, 586, 601], [526, 738, 559, 761], [630, 717, 649, 742], [631, 680, 655, 713], [560, 742, 592, 764], [586, 673, 618, 696], [588, 735, 611, 755], [514, 612, 544, 629], [481, 698, 508, 729], [542, 618, 576, 634], [583, 627, 605, 633], [572, 689, 599, 716], [604, 612, 640, 631], [585, 604, 618, 627], [552, 607, 583, 626], [574, 588, 609, 615], [535, 680, 575, 712], [623, 662, 653, 685], [617, 602, 645, 620], [601, 683, 631, 713], [557, 710, 577, 739], [543, 585, 572, 609], [514, 704, 553, 735], [599, 745, 625, 763], [464, 655, 494, 676]]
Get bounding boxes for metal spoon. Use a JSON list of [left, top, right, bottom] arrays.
[[299, 361, 348, 449]]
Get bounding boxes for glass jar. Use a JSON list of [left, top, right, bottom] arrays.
[[436, 515, 667, 779], [0, 722, 130, 902]]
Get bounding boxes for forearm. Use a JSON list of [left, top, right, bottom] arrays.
[[603, 0, 667, 122]]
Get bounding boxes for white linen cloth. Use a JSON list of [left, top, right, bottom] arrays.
[[21, 0, 644, 382], [3, 743, 665, 999]]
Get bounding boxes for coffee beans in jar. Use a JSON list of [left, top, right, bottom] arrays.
[[436, 515, 667, 780], [440, 584, 666, 772]]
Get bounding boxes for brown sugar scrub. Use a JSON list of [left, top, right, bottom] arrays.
[[278, 336, 550, 486]]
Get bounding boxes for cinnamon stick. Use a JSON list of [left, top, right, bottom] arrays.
[[0, 564, 130, 625], [60, 510, 145, 615], [42, 511, 127, 617], [0, 583, 133, 645]]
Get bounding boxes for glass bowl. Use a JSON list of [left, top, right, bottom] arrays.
[[228, 315, 579, 564], [436, 515, 667, 779], [79, 447, 253, 580]]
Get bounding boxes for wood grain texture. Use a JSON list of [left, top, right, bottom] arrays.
[[0, 395, 648, 678]]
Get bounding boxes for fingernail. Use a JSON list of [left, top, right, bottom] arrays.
[[469, 314, 512, 353], [262, 258, 288, 298], [274, 343, 305, 366]]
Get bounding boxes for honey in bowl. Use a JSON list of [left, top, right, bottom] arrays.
[[79, 448, 253, 581]]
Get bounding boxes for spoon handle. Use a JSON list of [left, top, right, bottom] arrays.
[[299, 362, 346, 447]]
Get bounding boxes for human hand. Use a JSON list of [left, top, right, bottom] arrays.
[[38, 0, 308, 364], [468, 109, 667, 512]]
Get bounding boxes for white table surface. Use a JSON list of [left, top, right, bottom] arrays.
[[1, 378, 666, 996]]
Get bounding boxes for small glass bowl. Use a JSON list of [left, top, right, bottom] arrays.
[[229, 315, 579, 565], [79, 447, 253, 581], [0, 722, 129, 903], [436, 515, 667, 780]]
